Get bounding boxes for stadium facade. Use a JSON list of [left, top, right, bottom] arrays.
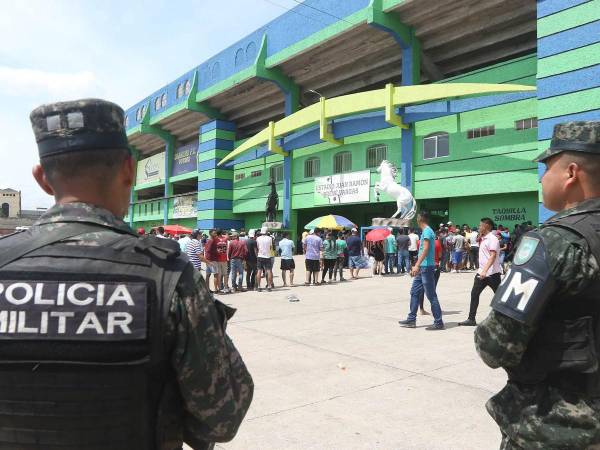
[[124, 0, 600, 237]]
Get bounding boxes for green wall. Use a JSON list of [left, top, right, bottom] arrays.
[[450, 192, 539, 230]]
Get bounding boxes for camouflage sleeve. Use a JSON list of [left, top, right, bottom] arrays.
[[169, 268, 254, 443], [474, 310, 537, 368], [474, 225, 597, 369], [539, 226, 598, 297]]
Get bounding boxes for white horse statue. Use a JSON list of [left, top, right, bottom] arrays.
[[374, 160, 416, 220]]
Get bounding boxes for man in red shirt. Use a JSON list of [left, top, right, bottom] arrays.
[[215, 230, 230, 293], [227, 232, 247, 292], [203, 229, 219, 292]]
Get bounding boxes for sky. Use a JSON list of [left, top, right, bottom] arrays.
[[0, 0, 301, 209]]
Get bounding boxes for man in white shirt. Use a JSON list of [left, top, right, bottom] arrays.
[[256, 227, 274, 292], [459, 217, 502, 326], [407, 229, 419, 267], [468, 227, 479, 270]]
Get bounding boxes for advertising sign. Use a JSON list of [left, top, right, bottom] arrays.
[[136, 152, 165, 185], [171, 142, 198, 177], [173, 195, 197, 218], [314, 170, 371, 205]]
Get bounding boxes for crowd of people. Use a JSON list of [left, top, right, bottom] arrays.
[[136, 219, 535, 297]]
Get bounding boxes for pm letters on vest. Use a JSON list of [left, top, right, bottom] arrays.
[[498, 268, 540, 312], [0, 281, 147, 341]]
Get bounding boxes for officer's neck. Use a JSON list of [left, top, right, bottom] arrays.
[[55, 194, 125, 219]]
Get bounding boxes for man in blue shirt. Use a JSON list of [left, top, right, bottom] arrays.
[[399, 211, 445, 330], [277, 232, 296, 286]]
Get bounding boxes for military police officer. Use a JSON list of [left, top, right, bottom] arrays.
[[475, 121, 600, 449], [0, 99, 253, 450]]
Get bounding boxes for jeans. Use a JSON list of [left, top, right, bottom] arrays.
[[321, 258, 336, 281], [245, 260, 257, 289], [407, 266, 443, 325], [469, 246, 479, 269], [468, 272, 501, 320], [397, 250, 410, 273], [417, 266, 441, 309], [384, 253, 395, 274], [230, 258, 244, 289]]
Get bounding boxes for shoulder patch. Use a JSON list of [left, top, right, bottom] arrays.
[[513, 236, 540, 266]]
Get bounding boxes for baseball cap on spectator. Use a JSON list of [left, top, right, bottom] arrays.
[[261, 226, 268, 235], [248, 229, 256, 238]]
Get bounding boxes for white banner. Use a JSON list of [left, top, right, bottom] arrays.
[[173, 195, 197, 218], [136, 152, 165, 185], [314, 170, 371, 205]]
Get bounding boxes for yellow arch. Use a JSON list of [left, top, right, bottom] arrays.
[[218, 82, 535, 165]]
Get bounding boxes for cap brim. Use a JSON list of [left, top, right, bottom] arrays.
[[534, 147, 563, 163]]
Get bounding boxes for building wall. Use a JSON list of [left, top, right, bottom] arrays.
[[0, 190, 21, 218], [537, 0, 600, 222]]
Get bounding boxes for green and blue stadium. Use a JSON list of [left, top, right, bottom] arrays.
[[124, 0, 600, 238]]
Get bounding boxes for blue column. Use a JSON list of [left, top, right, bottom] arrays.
[[401, 125, 413, 190], [163, 140, 174, 225]]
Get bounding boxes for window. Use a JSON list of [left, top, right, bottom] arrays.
[[366, 144, 387, 168], [251, 170, 262, 178], [467, 125, 495, 139], [176, 83, 184, 99], [235, 173, 245, 181], [161, 93, 167, 108], [154, 97, 161, 111], [124, 115, 129, 128], [150, 203, 154, 214], [333, 151, 352, 174], [184, 79, 191, 95], [304, 157, 320, 178], [269, 164, 284, 182], [423, 133, 450, 159], [515, 117, 538, 131]]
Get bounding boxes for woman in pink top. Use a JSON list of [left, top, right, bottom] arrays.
[[458, 218, 502, 326]]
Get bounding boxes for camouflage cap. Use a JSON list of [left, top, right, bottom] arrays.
[[30, 98, 129, 158], [535, 121, 600, 162]]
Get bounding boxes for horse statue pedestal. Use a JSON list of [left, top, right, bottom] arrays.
[[372, 217, 409, 228], [262, 221, 283, 230]]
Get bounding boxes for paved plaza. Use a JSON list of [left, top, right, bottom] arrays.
[[191, 256, 507, 449]]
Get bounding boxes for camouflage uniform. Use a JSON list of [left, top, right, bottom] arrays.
[[475, 121, 600, 450], [4, 202, 254, 449]]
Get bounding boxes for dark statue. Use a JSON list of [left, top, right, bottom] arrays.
[[265, 178, 278, 223]]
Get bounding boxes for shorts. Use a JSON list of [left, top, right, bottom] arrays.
[[452, 250, 464, 265], [305, 259, 320, 272], [257, 257, 273, 271], [349, 255, 365, 269], [281, 258, 295, 271], [213, 261, 228, 276]]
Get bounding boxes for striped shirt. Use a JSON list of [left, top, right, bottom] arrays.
[[186, 239, 203, 270]]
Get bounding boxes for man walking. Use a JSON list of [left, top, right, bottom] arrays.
[[227, 232, 247, 292], [346, 228, 363, 279], [303, 229, 323, 285], [277, 232, 295, 287], [458, 218, 502, 326], [399, 211, 445, 330], [384, 228, 397, 274]]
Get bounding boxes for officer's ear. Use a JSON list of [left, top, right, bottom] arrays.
[[121, 155, 135, 189], [32, 164, 55, 196]]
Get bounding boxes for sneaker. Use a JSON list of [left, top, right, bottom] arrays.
[[398, 319, 416, 328], [458, 319, 477, 326], [267, 287, 272, 292], [257, 287, 263, 292], [425, 323, 445, 331]]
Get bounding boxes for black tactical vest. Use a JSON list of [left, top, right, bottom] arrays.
[[508, 207, 600, 396], [0, 224, 186, 450]]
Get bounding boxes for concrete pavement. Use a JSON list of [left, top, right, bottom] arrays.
[[189, 256, 507, 450]]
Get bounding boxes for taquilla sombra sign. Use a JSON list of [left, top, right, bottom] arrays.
[[0, 281, 147, 340]]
